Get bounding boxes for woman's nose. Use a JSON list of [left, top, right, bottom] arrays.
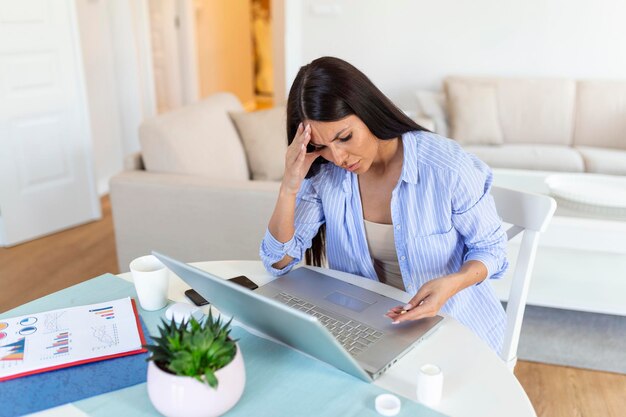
[[329, 146, 348, 166]]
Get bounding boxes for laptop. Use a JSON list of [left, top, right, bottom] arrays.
[[153, 251, 443, 381]]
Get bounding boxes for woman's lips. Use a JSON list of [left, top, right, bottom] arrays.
[[346, 161, 360, 172]]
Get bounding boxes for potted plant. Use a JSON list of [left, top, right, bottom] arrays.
[[144, 310, 245, 417]]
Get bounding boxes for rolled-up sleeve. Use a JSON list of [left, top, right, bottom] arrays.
[[451, 155, 508, 280], [260, 179, 325, 275]]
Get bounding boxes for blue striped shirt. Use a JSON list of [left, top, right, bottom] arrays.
[[260, 131, 508, 354]]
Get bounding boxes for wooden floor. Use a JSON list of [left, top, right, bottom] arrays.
[[2, 196, 626, 416], [0, 196, 119, 311]]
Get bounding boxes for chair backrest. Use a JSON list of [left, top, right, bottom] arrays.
[[490, 186, 557, 371]]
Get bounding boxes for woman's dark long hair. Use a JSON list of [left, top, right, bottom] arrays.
[[286, 56, 427, 267]]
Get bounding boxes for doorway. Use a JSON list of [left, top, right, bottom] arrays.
[[251, 0, 274, 109], [147, 0, 275, 113]]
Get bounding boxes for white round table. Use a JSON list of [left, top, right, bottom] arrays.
[[121, 260, 536, 417], [545, 173, 626, 220]]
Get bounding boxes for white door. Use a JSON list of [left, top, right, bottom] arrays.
[[148, 0, 183, 113], [147, 0, 199, 113], [0, 0, 101, 247]]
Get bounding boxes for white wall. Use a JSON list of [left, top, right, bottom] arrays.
[[75, 0, 124, 195], [108, 0, 157, 156], [286, 0, 626, 110], [76, 0, 156, 195]]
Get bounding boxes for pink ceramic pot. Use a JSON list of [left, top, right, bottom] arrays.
[[147, 344, 245, 417]]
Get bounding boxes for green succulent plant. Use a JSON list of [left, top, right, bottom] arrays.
[[144, 310, 237, 388]]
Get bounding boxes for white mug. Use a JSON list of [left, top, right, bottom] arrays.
[[416, 363, 443, 407], [130, 255, 169, 311]]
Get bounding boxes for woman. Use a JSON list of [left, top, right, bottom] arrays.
[[260, 57, 508, 354]]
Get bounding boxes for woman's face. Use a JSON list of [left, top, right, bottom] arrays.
[[305, 115, 380, 174]]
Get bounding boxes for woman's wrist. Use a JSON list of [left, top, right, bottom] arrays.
[[448, 261, 488, 292], [279, 182, 300, 198], [441, 273, 465, 296]]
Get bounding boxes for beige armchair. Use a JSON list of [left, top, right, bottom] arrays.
[[110, 93, 283, 271]]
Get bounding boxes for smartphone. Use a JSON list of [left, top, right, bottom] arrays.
[[184, 276, 258, 306], [184, 288, 209, 306], [229, 275, 259, 290]]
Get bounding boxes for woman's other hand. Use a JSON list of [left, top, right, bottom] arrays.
[[385, 275, 462, 323], [281, 123, 320, 195], [386, 261, 487, 323]]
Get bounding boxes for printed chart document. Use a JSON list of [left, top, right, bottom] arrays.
[[0, 297, 146, 381]]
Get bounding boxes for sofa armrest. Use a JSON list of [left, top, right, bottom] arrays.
[[109, 171, 280, 272], [124, 152, 145, 171]]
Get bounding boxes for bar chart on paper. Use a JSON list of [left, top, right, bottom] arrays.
[[42, 332, 71, 360], [0, 297, 146, 381], [90, 306, 116, 320]]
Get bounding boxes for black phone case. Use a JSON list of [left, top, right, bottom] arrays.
[[229, 275, 259, 290], [184, 289, 209, 306]]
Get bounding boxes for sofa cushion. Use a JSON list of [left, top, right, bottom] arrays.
[[576, 146, 626, 175], [445, 81, 503, 145], [574, 81, 626, 151], [445, 77, 577, 146], [495, 78, 577, 146], [139, 93, 250, 181], [230, 106, 287, 181], [463, 144, 585, 172]]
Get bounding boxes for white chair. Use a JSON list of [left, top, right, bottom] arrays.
[[490, 186, 557, 371]]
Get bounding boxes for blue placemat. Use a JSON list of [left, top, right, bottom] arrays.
[[2, 274, 446, 417], [0, 275, 154, 417]]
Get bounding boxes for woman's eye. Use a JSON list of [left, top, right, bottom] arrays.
[[339, 134, 352, 142]]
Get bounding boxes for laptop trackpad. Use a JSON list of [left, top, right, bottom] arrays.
[[324, 291, 373, 313]]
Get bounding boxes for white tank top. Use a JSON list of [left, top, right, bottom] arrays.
[[363, 219, 405, 291]]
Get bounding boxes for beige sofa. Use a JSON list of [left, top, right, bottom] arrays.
[[110, 93, 284, 271], [416, 77, 626, 175]]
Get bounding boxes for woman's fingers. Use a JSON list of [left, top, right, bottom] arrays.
[[385, 306, 404, 317], [288, 124, 310, 163], [388, 299, 431, 323], [298, 143, 307, 163], [293, 125, 319, 168], [282, 124, 319, 195], [386, 287, 433, 323], [301, 124, 312, 145], [403, 301, 433, 321]]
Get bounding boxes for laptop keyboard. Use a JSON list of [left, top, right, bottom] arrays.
[[273, 292, 383, 356]]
